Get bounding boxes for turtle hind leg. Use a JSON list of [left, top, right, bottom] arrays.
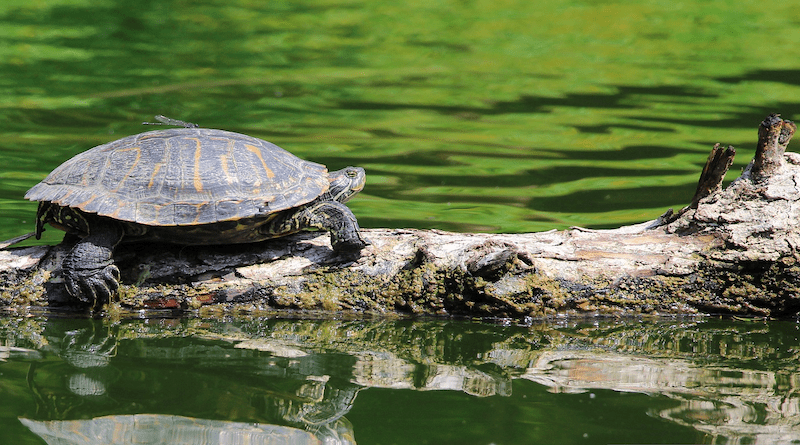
[[62, 220, 124, 307], [267, 202, 368, 253]]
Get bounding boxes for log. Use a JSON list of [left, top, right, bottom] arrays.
[[3, 115, 800, 319]]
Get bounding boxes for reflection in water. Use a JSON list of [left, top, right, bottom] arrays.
[[524, 349, 800, 444], [20, 415, 321, 445], [2, 317, 799, 444], [350, 349, 510, 397], [9, 318, 358, 444], [525, 323, 800, 445]]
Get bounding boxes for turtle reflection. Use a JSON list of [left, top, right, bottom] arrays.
[[19, 318, 359, 444], [14, 318, 515, 444], [21, 415, 324, 445]]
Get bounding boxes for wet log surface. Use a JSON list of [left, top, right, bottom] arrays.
[[3, 115, 800, 319]]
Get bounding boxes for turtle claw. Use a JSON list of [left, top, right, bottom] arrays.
[[64, 264, 121, 306], [333, 238, 368, 253], [59, 221, 124, 307], [331, 231, 370, 255]]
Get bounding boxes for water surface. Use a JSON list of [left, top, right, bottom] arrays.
[[2, 316, 799, 444], [2, 0, 800, 240]]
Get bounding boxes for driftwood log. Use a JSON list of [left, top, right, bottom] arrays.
[[2, 115, 800, 319]]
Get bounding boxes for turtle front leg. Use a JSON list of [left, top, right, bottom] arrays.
[[62, 221, 124, 307], [269, 201, 368, 252]]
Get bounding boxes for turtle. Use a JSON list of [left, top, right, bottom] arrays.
[[25, 125, 368, 307]]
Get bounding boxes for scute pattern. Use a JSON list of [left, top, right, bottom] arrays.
[[25, 128, 330, 225]]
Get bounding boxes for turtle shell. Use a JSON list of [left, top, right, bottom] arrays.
[[24, 128, 330, 226]]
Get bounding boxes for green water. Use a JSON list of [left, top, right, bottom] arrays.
[[2, 316, 799, 444], [2, 0, 800, 241], [2, 1, 800, 443]]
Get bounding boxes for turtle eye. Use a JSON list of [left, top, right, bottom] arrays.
[[346, 169, 357, 178]]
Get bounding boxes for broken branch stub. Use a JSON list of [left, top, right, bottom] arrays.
[[662, 142, 736, 225], [751, 114, 796, 181], [691, 143, 736, 206]]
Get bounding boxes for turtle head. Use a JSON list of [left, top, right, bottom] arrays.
[[325, 167, 366, 203]]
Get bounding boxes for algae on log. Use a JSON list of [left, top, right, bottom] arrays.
[[2, 114, 800, 319]]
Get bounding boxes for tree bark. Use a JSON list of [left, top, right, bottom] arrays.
[[3, 115, 800, 319]]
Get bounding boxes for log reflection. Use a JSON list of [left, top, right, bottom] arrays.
[[2, 317, 798, 444]]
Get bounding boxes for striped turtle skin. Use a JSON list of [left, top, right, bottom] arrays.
[[25, 127, 368, 307]]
